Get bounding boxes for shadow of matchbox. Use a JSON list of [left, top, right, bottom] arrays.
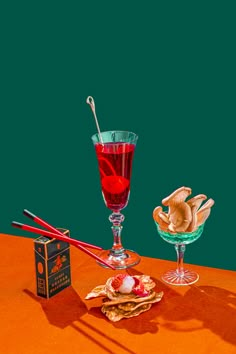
[[34, 228, 71, 298]]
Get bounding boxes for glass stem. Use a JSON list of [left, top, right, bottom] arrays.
[[175, 244, 186, 276], [109, 212, 125, 255]]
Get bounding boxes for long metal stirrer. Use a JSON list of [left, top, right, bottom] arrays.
[[86, 96, 103, 143]]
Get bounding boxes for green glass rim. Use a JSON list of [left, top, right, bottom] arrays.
[[154, 220, 205, 238], [91, 130, 138, 144]]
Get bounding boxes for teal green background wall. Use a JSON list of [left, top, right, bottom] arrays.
[[1, 2, 235, 270]]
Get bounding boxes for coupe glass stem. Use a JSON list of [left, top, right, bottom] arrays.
[[175, 244, 186, 276], [109, 212, 125, 255]]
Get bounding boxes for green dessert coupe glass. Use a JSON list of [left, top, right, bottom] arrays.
[[154, 222, 205, 285]]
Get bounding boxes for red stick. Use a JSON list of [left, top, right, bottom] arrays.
[[12, 222, 98, 249], [12, 221, 115, 270], [23, 209, 101, 250]]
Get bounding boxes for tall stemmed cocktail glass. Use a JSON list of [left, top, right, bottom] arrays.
[[92, 130, 140, 269]]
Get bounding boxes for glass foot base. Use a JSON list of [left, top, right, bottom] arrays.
[[162, 269, 199, 286], [96, 249, 140, 270]]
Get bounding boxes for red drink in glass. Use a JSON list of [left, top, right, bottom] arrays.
[[95, 143, 135, 211], [92, 130, 140, 269]]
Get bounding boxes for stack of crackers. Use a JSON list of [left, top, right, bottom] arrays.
[[85, 274, 163, 322]]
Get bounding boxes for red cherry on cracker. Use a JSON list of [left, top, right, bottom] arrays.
[[111, 274, 127, 291], [132, 277, 149, 297], [111, 274, 149, 297], [111, 274, 135, 294]]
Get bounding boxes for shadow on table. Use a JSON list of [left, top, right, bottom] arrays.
[[23, 287, 137, 354], [23, 287, 87, 328], [88, 268, 236, 346], [88, 268, 181, 334], [158, 284, 236, 346], [24, 273, 236, 346]]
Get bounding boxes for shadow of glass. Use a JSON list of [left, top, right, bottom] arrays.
[[159, 285, 236, 346], [71, 320, 137, 354], [23, 287, 136, 354]]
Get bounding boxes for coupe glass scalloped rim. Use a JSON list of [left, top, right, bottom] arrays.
[[155, 222, 205, 245]]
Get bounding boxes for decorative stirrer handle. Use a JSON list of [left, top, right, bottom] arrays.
[[86, 96, 103, 143]]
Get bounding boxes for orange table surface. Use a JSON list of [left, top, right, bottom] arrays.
[[0, 233, 236, 354]]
